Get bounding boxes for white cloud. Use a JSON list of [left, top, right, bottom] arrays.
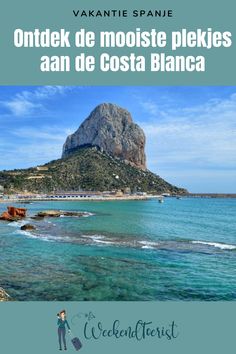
[[2, 99, 43, 116], [20, 86, 72, 101], [138, 93, 236, 172], [139, 100, 159, 115], [137, 98, 168, 118], [12, 126, 73, 141], [0, 142, 63, 169], [0, 125, 75, 169], [0, 86, 73, 117]]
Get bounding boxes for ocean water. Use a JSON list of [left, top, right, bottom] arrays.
[[0, 198, 235, 301]]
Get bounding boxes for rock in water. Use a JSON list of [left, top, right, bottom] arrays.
[[0, 206, 27, 221], [37, 210, 87, 218], [0, 287, 10, 301], [21, 224, 36, 231], [62, 103, 147, 170]]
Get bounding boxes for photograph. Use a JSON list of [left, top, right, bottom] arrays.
[[0, 85, 235, 301]]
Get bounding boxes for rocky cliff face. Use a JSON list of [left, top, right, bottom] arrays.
[[62, 103, 146, 170]]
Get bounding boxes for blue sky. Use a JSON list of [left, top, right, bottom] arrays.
[[0, 86, 235, 193]]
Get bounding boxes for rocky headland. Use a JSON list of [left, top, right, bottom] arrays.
[[0, 103, 187, 195], [62, 103, 146, 170]]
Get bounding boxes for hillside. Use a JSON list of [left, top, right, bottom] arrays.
[[0, 146, 186, 194]]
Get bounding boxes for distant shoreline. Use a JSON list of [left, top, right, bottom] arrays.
[[185, 193, 236, 198], [0, 193, 235, 203], [0, 195, 156, 203]]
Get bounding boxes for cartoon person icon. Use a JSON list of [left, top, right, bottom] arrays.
[[57, 310, 71, 351]]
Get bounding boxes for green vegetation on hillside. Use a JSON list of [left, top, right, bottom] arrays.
[[0, 147, 186, 194]]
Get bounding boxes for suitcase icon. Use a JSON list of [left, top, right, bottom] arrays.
[[71, 336, 82, 351]]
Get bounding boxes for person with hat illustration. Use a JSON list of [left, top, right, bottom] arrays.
[[57, 310, 71, 350]]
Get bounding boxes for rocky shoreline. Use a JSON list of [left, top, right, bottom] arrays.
[[0, 206, 93, 222], [0, 207, 96, 301], [0, 287, 11, 301]]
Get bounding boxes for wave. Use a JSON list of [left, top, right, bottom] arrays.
[[59, 212, 95, 218], [191, 240, 236, 250], [89, 239, 114, 245], [81, 234, 115, 245], [8, 220, 28, 228], [138, 241, 159, 249], [81, 235, 160, 249], [13, 229, 55, 242], [9, 220, 236, 252], [16, 230, 34, 238], [82, 212, 95, 218]]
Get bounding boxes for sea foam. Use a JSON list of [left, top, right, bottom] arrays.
[[8, 220, 28, 227], [138, 240, 158, 249], [192, 240, 236, 250]]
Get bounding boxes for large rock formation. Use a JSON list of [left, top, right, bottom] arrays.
[[62, 103, 146, 170], [0, 102, 187, 194]]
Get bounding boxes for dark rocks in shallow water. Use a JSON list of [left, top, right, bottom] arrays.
[[21, 224, 36, 231], [37, 210, 86, 218], [61, 211, 85, 217], [0, 287, 11, 301], [37, 210, 61, 218], [30, 216, 43, 221]]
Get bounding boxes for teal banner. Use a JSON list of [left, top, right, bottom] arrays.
[[1, 302, 235, 353], [0, 0, 235, 85]]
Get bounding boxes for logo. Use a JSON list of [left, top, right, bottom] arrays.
[[57, 309, 84, 351], [56, 309, 179, 350]]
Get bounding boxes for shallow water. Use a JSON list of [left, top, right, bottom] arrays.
[[0, 198, 235, 300]]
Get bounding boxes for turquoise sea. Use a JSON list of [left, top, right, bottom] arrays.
[[0, 198, 235, 301]]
